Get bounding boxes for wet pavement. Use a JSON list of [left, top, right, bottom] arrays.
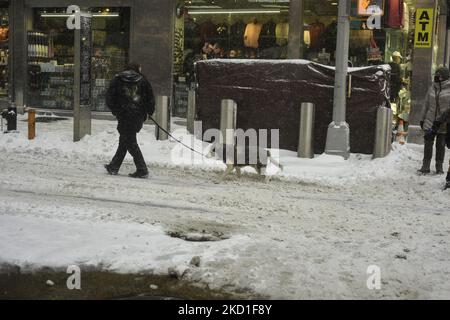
[[0, 266, 252, 300]]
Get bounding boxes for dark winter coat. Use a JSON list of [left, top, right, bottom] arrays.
[[422, 80, 450, 134], [433, 108, 450, 148], [106, 70, 155, 132]]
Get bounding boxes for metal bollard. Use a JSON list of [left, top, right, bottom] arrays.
[[373, 107, 393, 159], [298, 102, 315, 158], [219, 99, 237, 145], [187, 89, 196, 134], [155, 96, 170, 141], [28, 109, 36, 140]]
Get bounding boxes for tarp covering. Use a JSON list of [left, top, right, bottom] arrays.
[[195, 59, 390, 155]]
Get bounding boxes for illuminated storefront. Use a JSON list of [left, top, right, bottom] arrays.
[[6, 0, 174, 114], [173, 0, 448, 136]]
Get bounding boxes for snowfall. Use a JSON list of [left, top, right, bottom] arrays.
[[0, 114, 449, 299]]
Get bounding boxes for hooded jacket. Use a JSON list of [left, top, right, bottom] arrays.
[[422, 79, 450, 134], [106, 70, 155, 123]]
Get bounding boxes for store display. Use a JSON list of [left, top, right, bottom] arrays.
[[0, 6, 8, 99], [174, 14, 185, 75], [184, 17, 200, 50], [275, 20, 289, 47], [389, 51, 403, 102], [244, 19, 263, 49], [385, 0, 404, 29], [309, 20, 325, 50], [259, 19, 276, 49], [199, 19, 217, 43], [216, 21, 229, 43], [230, 19, 246, 49], [0, 26, 7, 41], [26, 7, 130, 112], [27, 28, 74, 110], [176, 0, 414, 131], [28, 32, 49, 58]]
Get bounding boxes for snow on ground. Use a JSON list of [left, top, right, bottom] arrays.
[[0, 114, 449, 299]]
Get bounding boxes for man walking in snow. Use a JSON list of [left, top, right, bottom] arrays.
[[418, 67, 450, 175], [426, 108, 450, 190], [105, 62, 155, 178]]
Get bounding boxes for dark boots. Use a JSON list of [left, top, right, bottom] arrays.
[[418, 163, 431, 175], [105, 164, 119, 175], [128, 170, 149, 179], [436, 163, 445, 175]]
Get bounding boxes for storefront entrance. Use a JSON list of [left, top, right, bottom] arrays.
[[26, 7, 130, 112]]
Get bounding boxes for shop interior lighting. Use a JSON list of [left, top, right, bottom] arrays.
[[187, 8, 284, 15], [41, 13, 120, 18]]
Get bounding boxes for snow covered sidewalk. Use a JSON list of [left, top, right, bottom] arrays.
[[0, 115, 449, 299], [1, 114, 448, 187]]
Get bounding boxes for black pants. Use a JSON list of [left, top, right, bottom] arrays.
[[110, 122, 147, 172], [423, 133, 446, 168]]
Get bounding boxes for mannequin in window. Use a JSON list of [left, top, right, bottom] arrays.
[[389, 51, 403, 102], [259, 18, 276, 49], [199, 18, 217, 43], [216, 19, 229, 43], [244, 17, 263, 49], [386, 0, 404, 28], [275, 17, 289, 47], [309, 19, 325, 49], [184, 17, 199, 52], [230, 19, 246, 49]]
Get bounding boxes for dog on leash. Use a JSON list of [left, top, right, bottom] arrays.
[[207, 143, 283, 181]]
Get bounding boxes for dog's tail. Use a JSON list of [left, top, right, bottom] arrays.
[[267, 150, 284, 171]]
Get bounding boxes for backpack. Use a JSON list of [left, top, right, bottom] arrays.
[[122, 81, 142, 115]]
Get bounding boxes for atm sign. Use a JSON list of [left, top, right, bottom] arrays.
[[415, 8, 434, 48]]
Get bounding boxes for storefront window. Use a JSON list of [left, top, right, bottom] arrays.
[[0, 1, 9, 103], [304, 0, 415, 126], [27, 7, 130, 111], [176, 0, 291, 78], [174, 0, 291, 116]]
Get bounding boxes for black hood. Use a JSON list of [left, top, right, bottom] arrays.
[[118, 70, 143, 83]]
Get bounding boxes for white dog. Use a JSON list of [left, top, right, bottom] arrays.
[[207, 143, 283, 181]]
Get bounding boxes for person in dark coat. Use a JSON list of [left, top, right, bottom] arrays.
[[427, 108, 450, 189], [105, 62, 155, 178]]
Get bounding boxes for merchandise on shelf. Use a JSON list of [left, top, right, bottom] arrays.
[[28, 32, 50, 58]]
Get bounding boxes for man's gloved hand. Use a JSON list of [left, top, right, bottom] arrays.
[[431, 120, 442, 133], [424, 128, 436, 141], [420, 121, 424, 130]]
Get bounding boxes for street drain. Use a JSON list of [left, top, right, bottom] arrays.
[[167, 230, 229, 242]]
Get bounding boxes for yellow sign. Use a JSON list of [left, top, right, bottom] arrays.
[[415, 8, 434, 48]]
